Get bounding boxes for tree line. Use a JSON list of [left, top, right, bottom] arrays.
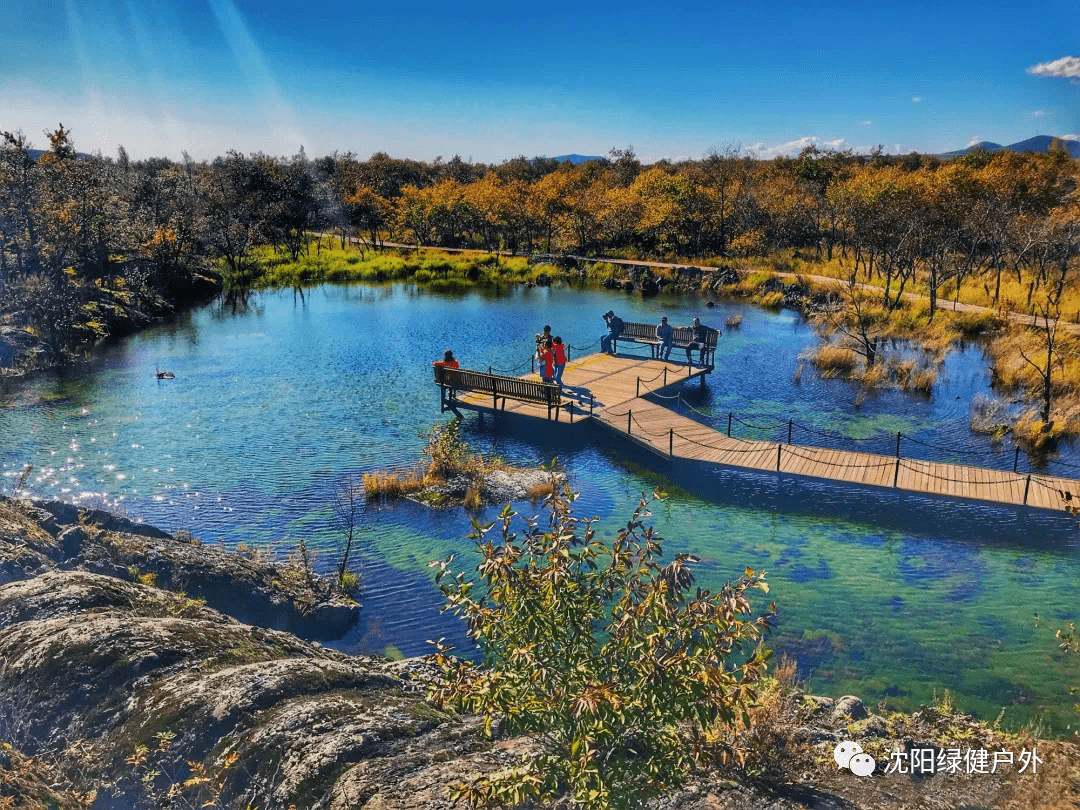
[[2, 126, 1078, 363]]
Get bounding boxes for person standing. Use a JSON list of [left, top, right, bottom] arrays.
[[684, 318, 719, 367], [552, 336, 568, 386], [600, 310, 624, 355], [535, 325, 552, 360], [656, 316, 674, 361], [540, 339, 556, 383]]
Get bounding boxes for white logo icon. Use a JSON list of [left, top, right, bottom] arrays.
[[849, 752, 877, 777], [834, 741, 875, 777]]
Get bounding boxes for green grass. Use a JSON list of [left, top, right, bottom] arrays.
[[239, 244, 555, 288]]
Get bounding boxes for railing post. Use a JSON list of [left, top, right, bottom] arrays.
[[1013, 446, 1020, 473], [727, 412, 732, 437], [636, 377, 641, 397], [669, 428, 673, 458], [663, 367, 667, 386], [893, 458, 900, 487], [788, 419, 793, 444], [627, 410, 632, 434], [590, 393, 594, 414], [1023, 475, 1031, 505], [776, 444, 782, 471], [531, 355, 535, 374], [488, 366, 492, 374], [895, 432, 901, 458]]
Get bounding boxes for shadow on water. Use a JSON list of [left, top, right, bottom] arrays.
[[465, 408, 1080, 553]]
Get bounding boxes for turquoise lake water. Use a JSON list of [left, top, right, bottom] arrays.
[[2, 280, 1078, 734]]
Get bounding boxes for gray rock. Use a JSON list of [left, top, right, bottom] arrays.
[[861, 714, 888, 737], [0, 496, 359, 640], [833, 695, 869, 722]]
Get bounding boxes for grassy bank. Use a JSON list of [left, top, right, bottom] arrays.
[[239, 242, 558, 289]]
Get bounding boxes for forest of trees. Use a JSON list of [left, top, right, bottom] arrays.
[[1, 126, 1077, 366]]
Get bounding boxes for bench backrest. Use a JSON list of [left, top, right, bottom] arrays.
[[671, 325, 718, 347], [435, 366, 560, 406], [620, 322, 658, 341]]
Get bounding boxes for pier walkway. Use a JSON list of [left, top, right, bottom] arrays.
[[446, 352, 1080, 512]]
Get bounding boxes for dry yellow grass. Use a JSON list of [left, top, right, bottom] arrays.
[[525, 479, 557, 501], [809, 345, 859, 377], [363, 468, 426, 499]]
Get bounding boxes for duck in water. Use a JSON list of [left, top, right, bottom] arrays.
[[155, 367, 175, 380]]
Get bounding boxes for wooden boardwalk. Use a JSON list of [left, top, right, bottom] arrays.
[[453, 352, 1080, 512]]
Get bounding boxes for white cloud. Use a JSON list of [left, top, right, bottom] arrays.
[[746, 136, 850, 159], [912, 96, 922, 103], [861, 119, 872, 126], [1027, 56, 1080, 79], [1063, 133, 1080, 142], [1033, 110, 1046, 117], [967, 136, 983, 147]]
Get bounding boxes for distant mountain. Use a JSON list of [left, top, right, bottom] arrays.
[[939, 136, 1080, 159], [550, 154, 605, 164], [25, 148, 93, 161]]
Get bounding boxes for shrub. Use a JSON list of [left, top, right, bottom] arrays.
[[428, 487, 775, 810], [420, 418, 480, 478]]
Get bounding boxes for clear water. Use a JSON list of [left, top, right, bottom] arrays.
[[2, 281, 1078, 735]]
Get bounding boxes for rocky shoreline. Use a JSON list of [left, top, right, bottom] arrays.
[[0, 496, 357, 639], [0, 497, 1076, 809]]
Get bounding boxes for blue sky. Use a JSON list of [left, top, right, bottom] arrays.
[[1, 0, 1076, 162]]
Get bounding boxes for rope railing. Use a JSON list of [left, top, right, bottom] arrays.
[[652, 391, 1056, 478], [782, 446, 896, 470], [567, 338, 601, 352], [896, 459, 1026, 487], [730, 413, 787, 431], [488, 355, 535, 374]]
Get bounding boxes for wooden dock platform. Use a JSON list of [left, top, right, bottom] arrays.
[[450, 352, 1080, 512]]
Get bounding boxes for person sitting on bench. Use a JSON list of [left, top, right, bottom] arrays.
[[685, 318, 719, 367], [600, 310, 623, 355], [656, 316, 673, 361], [433, 349, 459, 369]]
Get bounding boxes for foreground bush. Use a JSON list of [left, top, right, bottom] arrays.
[[428, 486, 775, 810]]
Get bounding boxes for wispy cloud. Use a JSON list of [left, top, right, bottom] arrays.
[[861, 120, 872, 126], [1063, 133, 1080, 142], [747, 136, 849, 159], [1033, 109, 1046, 117], [1027, 56, 1080, 79], [912, 96, 922, 103], [967, 136, 983, 147]]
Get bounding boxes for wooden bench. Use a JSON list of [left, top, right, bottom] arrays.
[[670, 325, 719, 366], [435, 366, 563, 419], [611, 322, 660, 355], [612, 322, 719, 366]]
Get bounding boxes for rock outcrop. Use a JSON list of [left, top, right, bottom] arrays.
[[0, 497, 358, 639], [0, 570, 498, 809]]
